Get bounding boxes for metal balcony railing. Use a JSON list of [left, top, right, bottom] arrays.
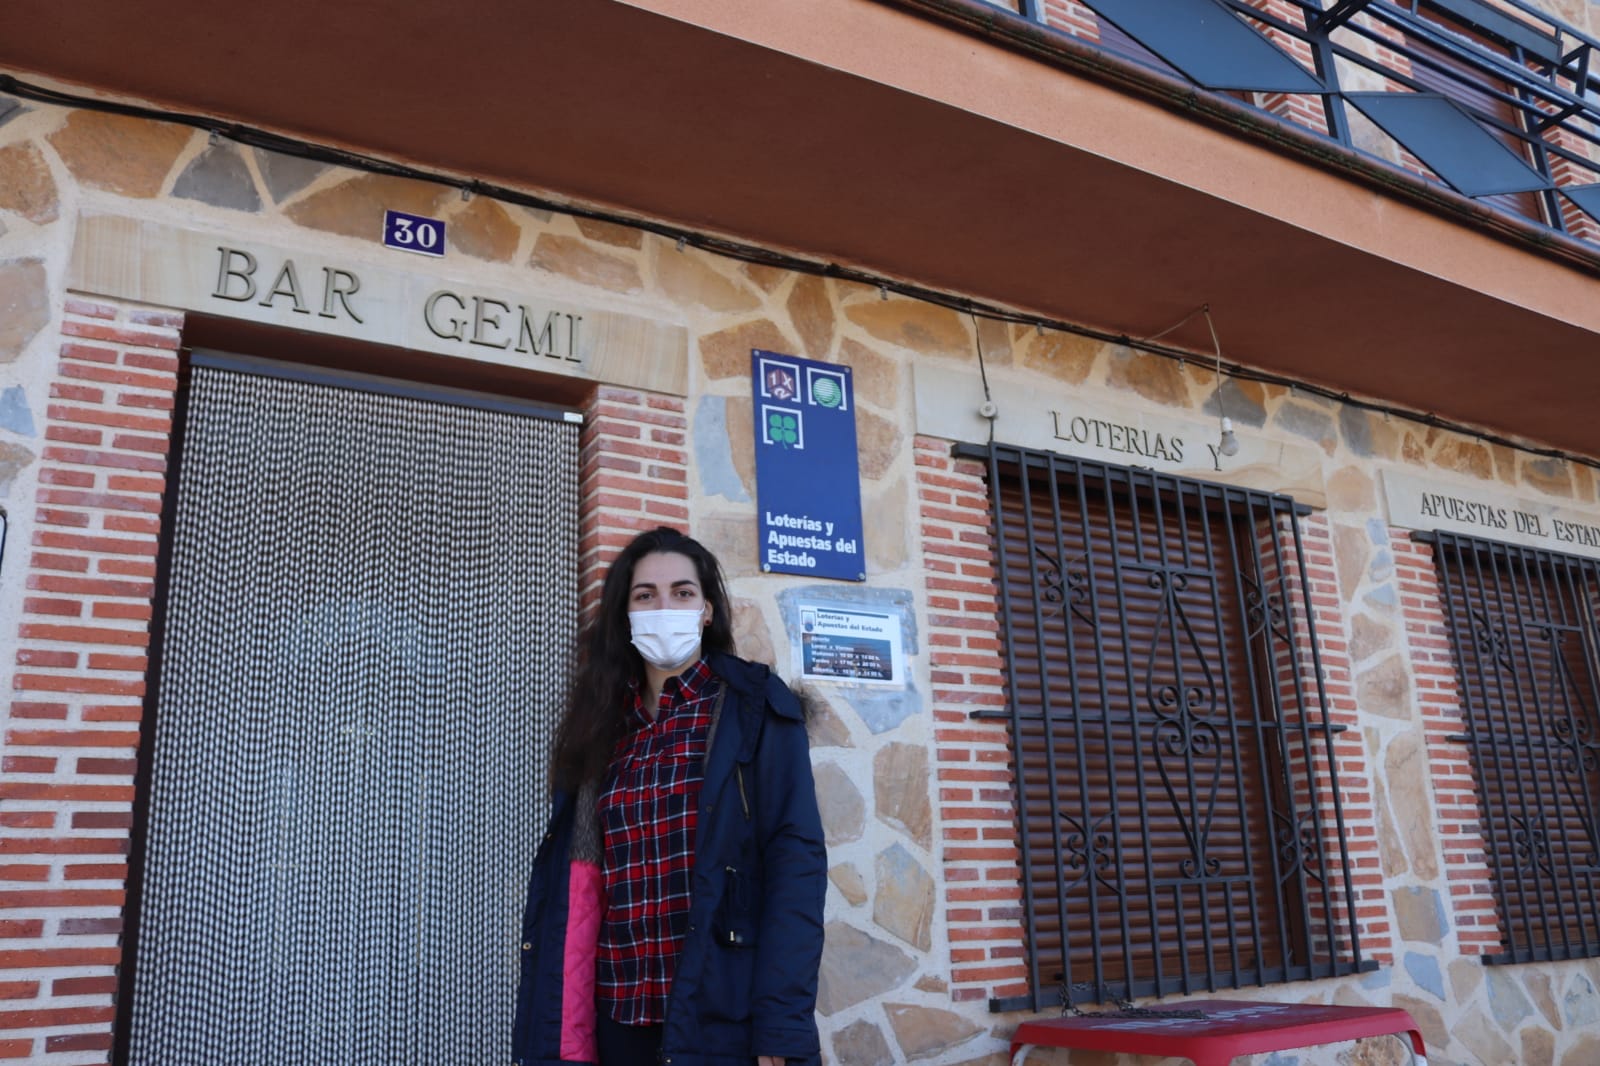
[[973, 0, 1600, 248]]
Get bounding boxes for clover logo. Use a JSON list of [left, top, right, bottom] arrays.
[[767, 410, 800, 447]]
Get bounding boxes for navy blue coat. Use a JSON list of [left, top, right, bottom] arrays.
[[513, 653, 826, 1066]]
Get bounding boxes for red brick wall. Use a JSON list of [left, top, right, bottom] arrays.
[[914, 436, 1028, 1005], [1394, 533, 1501, 955], [1292, 513, 1389, 965], [577, 385, 689, 614], [2, 296, 182, 1062]]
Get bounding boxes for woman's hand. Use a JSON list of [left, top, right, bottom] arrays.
[[757, 1058, 784, 1066]]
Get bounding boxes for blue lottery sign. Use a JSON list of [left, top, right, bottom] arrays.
[[751, 349, 866, 581], [382, 209, 446, 257]]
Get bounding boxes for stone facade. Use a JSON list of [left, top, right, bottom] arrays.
[[2, 90, 1600, 1066]]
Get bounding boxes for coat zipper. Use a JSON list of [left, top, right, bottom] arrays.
[[735, 764, 750, 821]]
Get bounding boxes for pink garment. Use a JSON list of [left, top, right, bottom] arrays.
[[559, 858, 604, 1063]]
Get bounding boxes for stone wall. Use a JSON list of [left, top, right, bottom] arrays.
[[2, 94, 1600, 1064]]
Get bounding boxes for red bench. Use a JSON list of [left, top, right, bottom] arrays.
[[1010, 1000, 1427, 1066]]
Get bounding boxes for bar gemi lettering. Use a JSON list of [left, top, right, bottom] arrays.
[[752, 350, 865, 581]]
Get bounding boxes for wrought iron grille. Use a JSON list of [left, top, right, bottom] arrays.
[[1429, 531, 1600, 965], [961, 444, 1366, 1012], [124, 356, 579, 1064]]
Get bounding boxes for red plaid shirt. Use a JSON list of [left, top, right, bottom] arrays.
[[596, 659, 720, 1025]]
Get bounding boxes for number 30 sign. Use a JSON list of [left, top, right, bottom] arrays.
[[383, 209, 446, 258]]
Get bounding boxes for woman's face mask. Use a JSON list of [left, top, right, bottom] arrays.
[[627, 551, 710, 670]]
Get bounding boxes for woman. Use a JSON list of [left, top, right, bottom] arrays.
[[513, 526, 826, 1066]]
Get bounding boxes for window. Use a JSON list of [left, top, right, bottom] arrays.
[[968, 444, 1367, 1010], [1430, 532, 1600, 964]]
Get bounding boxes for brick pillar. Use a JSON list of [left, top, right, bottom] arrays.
[[913, 436, 1027, 1005], [1394, 533, 1501, 955], [2, 297, 182, 1062], [577, 385, 689, 616]]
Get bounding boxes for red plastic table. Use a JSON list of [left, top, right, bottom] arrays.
[[1010, 1000, 1427, 1066]]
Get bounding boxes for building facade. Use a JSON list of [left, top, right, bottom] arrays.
[[4, 1, 1600, 1063]]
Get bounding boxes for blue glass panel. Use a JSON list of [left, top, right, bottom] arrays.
[[1344, 92, 1549, 197], [1083, 0, 1325, 93]]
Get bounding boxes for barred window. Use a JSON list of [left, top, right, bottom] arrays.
[[1430, 532, 1600, 964], [966, 444, 1368, 1011]]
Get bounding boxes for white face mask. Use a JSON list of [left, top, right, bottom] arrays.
[[629, 608, 706, 671]]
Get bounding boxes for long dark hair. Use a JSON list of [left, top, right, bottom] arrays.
[[549, 526, 736, 790]]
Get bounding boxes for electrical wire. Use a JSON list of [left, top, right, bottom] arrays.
[[3, 72, 1596, 473]]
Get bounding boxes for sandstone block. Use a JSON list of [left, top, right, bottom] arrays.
[[829, 863, 868, 906], [884, 1003, 983, 1061], [1448, 957, 1484, 1002], [839, 338, 900, 411], [1522, 1026, 1555, 1066], [787, 275, 835, 359], [742, 262, 788, 293], [1487, 967, 1534, 1029], [815, 762, 865, 846], [817, 922, 915, 1014], [730, 598, 776, 669], [845, 299, 969, 358], [1018, 329, 1099, 385], [1456, 1008, 1515, 1066], [1350, 613, 1393, 665], [0, 385, 36, 436], [253, 148, 329, 203], [1107, 345, 1189, 407], [799, 687, 854, 749], [865, 475, 910, 574], [448, 195, 520, 262], [1383, 730, 1439, 878], [528, 233, 642, 293], [1390, 993, 1447, 1057], [49, 110, 193, 197], [856, 407, 902, 481], [1356, 653, 1412, 721], [873, 844, 934, 951], [1274, 401, 1337, 454], [1373, 773, 1409, 879], [1560, 1031, 1600, 1066], [1338, 405, 1400, 460], [1563, 971, 1600, 1028], [914, 974, 948, 993], [575, 217, 642, 249], [1524, 457, 1574, 498], [692, 396, 749, 504], [1432, 438, 1494, 480], [1326, 466, 1378, 512], [0, 439, 36, 493], [287, 173, 450, 241], [1393, 885, 1446, 944], [700, 319, 791, 381], [172, 144, 262, 212], [1529, 971, 1561, 1029], [831, 1019, 893, 1066], [1334, 522, 1371, 600], [0, 142, 58, 223], [1403, 952, 1445, 1001], [1203, 377, 1268, 427], [874, 742, 932, 850], [0, 258, 49, 363], [654, 244, 760, 311]]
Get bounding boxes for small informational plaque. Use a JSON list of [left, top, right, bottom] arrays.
[[797, 604, 903, 686], [751, 349, 866, 581], [382, 210, 446, 257]]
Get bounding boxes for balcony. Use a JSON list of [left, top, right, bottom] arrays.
[[4, 0, 1600, 455]]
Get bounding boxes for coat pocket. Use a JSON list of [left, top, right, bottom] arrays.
[[712, 864, 758, 949]]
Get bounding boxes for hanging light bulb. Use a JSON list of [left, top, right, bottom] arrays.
[[1204, 306, 1240, 461], [1218, 416, 1240, 457]]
